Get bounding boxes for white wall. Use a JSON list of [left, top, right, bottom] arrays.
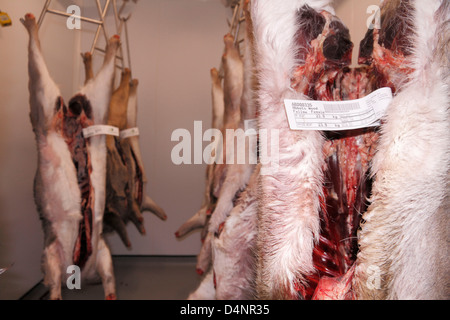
[[0, 0, 229, 299]]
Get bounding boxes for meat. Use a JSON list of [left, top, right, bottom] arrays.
[[188, 164, 260, 300], [174, 66, 226, 279], [22, 13, 119, 300], [249, 0, 449, 300]]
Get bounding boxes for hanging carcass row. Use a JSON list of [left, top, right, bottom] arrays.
[[187, 0, 260, 300], [22, 13, 119, 300], [81, 54, 167, 249], [252, 0, 449, 300], [176, 31, 245, 277]]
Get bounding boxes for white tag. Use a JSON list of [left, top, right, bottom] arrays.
[[120, 127, 140, 139], [244, 119, 258, 135], [82, 125, 119, 138], [284, 87, 393, 131]]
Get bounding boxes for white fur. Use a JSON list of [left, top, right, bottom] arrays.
[[251, 0, 330, 299], [354, 0, 450, 299], [212, 164, 259, 300], [76, 39, 118, 297], [187, 269, 216, 300], [23, 14, 119, 299]]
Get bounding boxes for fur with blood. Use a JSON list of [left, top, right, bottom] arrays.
[[60, 94, 95, 270], [251, 0, 333, 299], [249, 0, 449, 300], [23, 12, 119, 299], [290, 0, 412, 299]]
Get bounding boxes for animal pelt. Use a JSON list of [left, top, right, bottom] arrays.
[[250, 0, 449, 300], [251, 0, 332, 299], [188, 164, 260, 300], [102, 68, 144, 247], [212, 164, 260, 299], [22, 13, 119, 300], [353, 0, 450, 299], [80, 55, 166, 248]]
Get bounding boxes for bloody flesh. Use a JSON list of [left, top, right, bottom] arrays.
[[290, 3, 414, 299], [52, 95, 95, 270]]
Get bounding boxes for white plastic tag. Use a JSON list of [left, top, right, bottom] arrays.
[[120, 127, 140, 139], [82, 125, 119, 138], [284, 87, 393, 131]]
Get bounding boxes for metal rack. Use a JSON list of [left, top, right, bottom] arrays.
[[37, 0, 135, 74]]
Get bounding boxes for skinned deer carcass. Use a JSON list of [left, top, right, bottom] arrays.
[[23, 13, 119, 300], [251, 0, 449, 300]]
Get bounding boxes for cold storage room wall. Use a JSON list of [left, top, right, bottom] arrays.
[[0, 0, 229, 299]]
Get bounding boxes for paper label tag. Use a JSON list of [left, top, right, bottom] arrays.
[[244, 119, 258, 135], [82, 125, 119, 138], [120, 127, 140, 139], [284, 87, 393, 131]]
